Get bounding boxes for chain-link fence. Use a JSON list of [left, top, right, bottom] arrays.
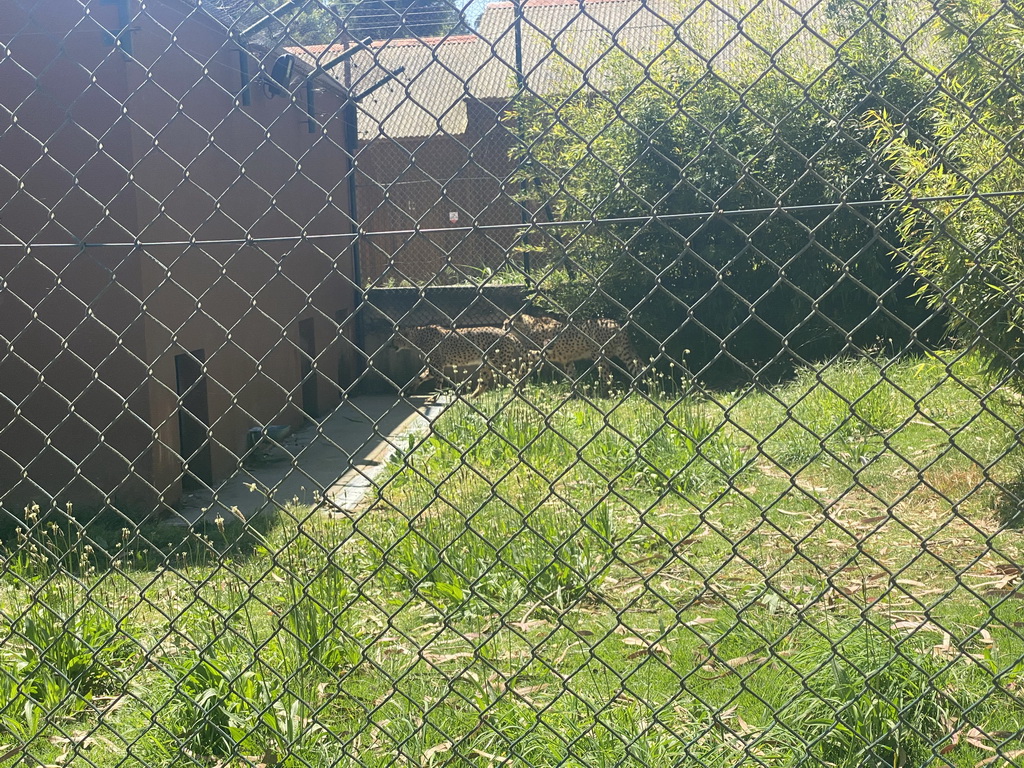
[[3, 0, 1024, 765]]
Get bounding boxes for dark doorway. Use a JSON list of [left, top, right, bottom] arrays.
[[298, 318, 318, 419], [175, 349, 213, 491]]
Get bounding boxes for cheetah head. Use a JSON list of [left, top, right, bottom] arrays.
[[392, 326, 424, 351], [505, 313, 558, 333]]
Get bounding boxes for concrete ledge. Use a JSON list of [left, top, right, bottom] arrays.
[[359, 284, 532, 393], [325, 394, 450, 515], [172, 394, 446, 524]]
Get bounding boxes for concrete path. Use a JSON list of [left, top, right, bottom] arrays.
[[174, 394, 448, 524]]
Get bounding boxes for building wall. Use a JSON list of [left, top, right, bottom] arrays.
[[0, 0, 154, 516], [356, 98, 524, 286], [0, 0, 359, 518]]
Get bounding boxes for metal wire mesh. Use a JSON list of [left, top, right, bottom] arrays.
[[3, 0, 1024, 765]]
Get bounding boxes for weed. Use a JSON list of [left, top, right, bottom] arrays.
[[633, 400, 748, 495], [8, 583, 130, 703], [0, 503, 136, 734], [278, 558, 362, 671], [2, 352, 1023, 767], [781, 627, 956, 768], [169, 635, 329, 761]]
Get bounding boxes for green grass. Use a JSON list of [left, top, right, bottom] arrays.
[[2, 350, 1024, 767]]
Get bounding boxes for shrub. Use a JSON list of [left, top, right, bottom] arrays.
[[513, 0, 943, 379], [872, 0, 1024, 382]]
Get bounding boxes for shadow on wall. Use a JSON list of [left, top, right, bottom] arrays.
[[358, 284, 531, 393]]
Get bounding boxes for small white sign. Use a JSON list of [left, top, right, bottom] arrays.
[[448, 211, 459, 224]]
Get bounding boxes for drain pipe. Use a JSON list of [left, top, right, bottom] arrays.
[[343, 95, 366, 378]]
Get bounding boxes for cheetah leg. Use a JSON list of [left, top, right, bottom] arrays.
[[556, 360, 583, 396], [596, 358, 612, 396], [469, 366, 495, 397], [518, 350, 542, 388], [620, 346, 644, 380], [402, 364, 444, 395]]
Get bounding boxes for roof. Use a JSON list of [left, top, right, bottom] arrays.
[[289, 0, 828, 140], [169, 1, 355, 98], [299, 35, 480, 52], [477, 0, 695, 97], [288, 35, 494, 140], [487, 0, 635, 7]]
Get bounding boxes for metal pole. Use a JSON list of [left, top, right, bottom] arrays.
[[513, 0, 531, 274], [513, 0, 524, 90], [341, 39, 367, 378]]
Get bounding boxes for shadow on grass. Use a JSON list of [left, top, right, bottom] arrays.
[[0, 501, 286, 576], [996, 475, 1024, 529]]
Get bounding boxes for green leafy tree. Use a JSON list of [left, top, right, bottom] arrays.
[[513, 0, 940, 377], [872, 0, 1024, 379]]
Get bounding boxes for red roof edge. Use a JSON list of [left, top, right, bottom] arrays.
[[285, 33, 479, 57], [487, 0, 628, 7]]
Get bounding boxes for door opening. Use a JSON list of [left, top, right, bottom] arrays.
[[175, 349, 213, 491]]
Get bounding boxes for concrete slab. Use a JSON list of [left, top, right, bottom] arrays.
[[173, 394, 448, 524]]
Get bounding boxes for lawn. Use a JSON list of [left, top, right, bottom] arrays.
[[2, 350, 1024, 767]]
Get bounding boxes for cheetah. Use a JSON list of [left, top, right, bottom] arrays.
[[504, 313, 643, 383], [393, 325, 536, 397]]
